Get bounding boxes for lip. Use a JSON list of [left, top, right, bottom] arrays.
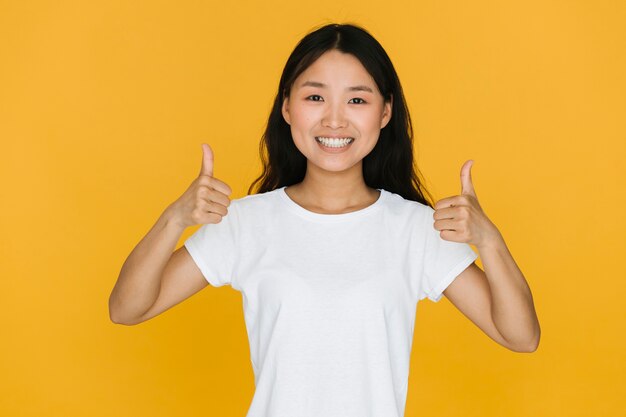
[[314, 134, 354, 139], [314, 136, 354, 153]]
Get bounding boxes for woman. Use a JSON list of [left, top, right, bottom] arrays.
[[109, 23, 540, 417]]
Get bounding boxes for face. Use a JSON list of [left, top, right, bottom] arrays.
[[281, 49, 392, 176]]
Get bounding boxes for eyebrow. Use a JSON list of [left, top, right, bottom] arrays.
[[300, 80, 374, 93]]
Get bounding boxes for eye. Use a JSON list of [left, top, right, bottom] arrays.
[[306, 95, 323, 101], [349, 97, 366, 104]]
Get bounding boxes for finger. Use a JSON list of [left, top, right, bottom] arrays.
[[460, 159, 477, 198], [201, 200, 228, 217], [434, 195, 466, 210], [438, 229, 463, 243], [433, 218, 460, 232], [199, 143, 214, 177], [207, 176, 233, 197], [199, 187, 231, 208], [432, 205, 458, 220]]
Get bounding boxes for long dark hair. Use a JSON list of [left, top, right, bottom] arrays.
[[247, 23, 434, 207]]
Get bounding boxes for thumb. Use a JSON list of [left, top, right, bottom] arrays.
[[199, 143, 214, 177], [460, 159, 477, 197]]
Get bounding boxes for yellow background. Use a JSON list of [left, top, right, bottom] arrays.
[[1, 0, 624, 416]]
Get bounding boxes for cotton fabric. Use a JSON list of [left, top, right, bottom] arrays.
[[184, 186, 478, 417]]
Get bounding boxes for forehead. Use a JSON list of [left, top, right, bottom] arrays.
[[293, 50, 377, 89]]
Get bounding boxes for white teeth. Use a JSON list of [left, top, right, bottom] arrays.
[[315, 137, 354, 148]]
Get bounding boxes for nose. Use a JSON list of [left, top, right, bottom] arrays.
[[321, 102, 347, 129]]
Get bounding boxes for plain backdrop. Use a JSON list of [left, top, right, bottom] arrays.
[[1, 1, 624, 416]]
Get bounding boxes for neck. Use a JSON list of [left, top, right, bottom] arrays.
[[285, 161, 380, 214]]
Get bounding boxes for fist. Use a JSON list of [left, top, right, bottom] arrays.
[[433, 160, 501, 249], [168, 143, 233, 229]]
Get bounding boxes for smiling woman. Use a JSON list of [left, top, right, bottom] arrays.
[[247, 23, 430, 207], [281, 50, 392, 171], [110, 22, 540, 417]]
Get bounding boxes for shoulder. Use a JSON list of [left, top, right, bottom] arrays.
[[229, 188, 282, 212], [380, 189, 433, 219], [214, 190, 281, 229]]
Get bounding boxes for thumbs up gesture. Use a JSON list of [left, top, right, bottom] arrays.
[[433, 160, 502, 250], [168, 143, 233, 229]]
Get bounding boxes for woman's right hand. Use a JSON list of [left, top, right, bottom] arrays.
[[167, 143, 233, 229]]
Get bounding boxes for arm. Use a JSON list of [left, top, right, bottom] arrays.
[[435, 160, 540, 352], [443, 237, 540, 352], [108, 143, 232, 325], [108, 207, 196, 325]]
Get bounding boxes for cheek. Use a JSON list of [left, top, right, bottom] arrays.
[[356, 109, 384, 132], [288, 110, 311, 142], [289, 108, 318, 136]]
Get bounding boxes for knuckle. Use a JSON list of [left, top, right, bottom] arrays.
[[209, 202, 227, 216], [201, 177, 215, 188], [197, 187, 208, 198]]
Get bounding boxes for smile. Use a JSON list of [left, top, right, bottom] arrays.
[[315, 137, 354, 148]]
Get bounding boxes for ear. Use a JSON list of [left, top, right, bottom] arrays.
[[281, 96, 291, 125], [380, 94, 393, 129]]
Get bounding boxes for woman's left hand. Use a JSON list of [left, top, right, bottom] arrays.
[[433, 160, 502, 250]]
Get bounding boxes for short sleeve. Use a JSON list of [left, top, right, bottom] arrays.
[[183, 202, 238, 287], [419, 206, 479, 302]]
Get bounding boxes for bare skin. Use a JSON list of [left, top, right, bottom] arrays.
[[108, 144, 232, 325], [281, 50, 392, 215], [283, 50, 540, 352], [284, 182, 381, 215], [110, 49, 540, 354]]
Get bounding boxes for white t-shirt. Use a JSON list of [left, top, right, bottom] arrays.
[[184, 186, 478, 417]]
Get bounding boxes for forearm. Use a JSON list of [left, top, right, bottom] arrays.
[[478, 233, 541, 351], [109, 205, 186, 324]]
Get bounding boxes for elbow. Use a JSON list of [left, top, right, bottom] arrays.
[[514, 341, 539, 353], [108, 297, 141, 326], [512, 329, 541, 353], [109, 313, 127, 325], [108, 298, 125, 325], [109, 309, 128, 325], [109, 306, 144, 325], [109, 313, 141, 326], [526, 332, 541, 353], [526, 321, 541, 352], [506, 340, 538, 353]]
